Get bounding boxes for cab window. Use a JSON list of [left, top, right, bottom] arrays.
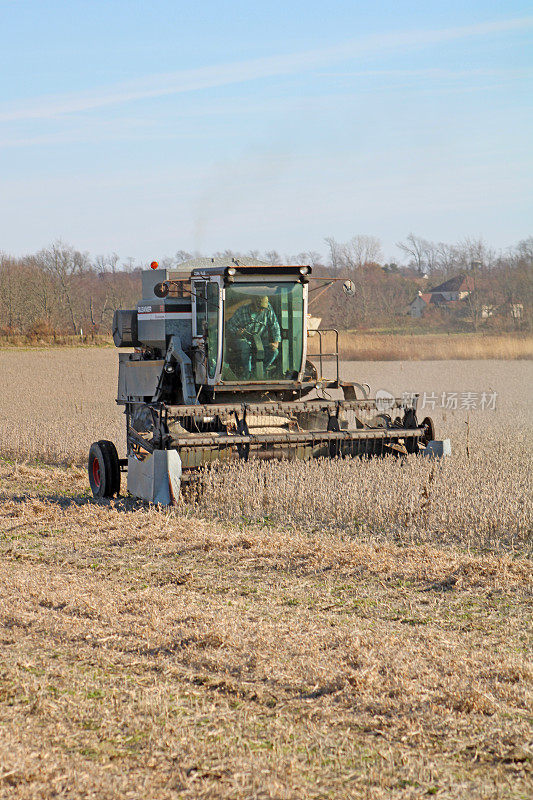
[[206, 282, 219, 379], [194, 282, 206, 336], [221, 282, 303, 381]]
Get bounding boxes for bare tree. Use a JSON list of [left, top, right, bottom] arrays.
[[0, 236, 530, 338], [324, 237, 343, 271], [341, 235, 383, 270], [323, 236, 382, 323], [396, 233, 432, 274], [264, 250, 282, 265], [463, 263, 485, 331], [122, 257, 136, 272], [455, 237, 496, 271], [27, 255, 56, 325], [95, 253, 119, 274], [175, 250, 195, 264], [38, 241, 89, 333], [494, 241, 533, 330], [0, 254, 18, 330], [434, 242, 460, 275], [294, 250, 324, 268], [422, 241, 441, 273], [515, 236, 533, 264]]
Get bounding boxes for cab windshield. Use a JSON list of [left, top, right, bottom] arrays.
[[222, 282, 304, 381]]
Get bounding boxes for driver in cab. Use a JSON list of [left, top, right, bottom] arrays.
[[227, 295, 281, 378]]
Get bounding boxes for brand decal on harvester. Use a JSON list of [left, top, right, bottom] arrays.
[[137, 302, 193, 320]]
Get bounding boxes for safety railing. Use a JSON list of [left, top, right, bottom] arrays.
[[313, 328, 340, 385]]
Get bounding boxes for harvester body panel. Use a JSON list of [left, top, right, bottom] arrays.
[[137, 268, 193, 351]]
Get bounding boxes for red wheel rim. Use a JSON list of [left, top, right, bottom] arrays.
[[92, 458, 101, 488]]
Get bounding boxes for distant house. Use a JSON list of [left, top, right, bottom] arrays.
[[408, 275, 472, 318], [428, 275, 472, 301], [409, 293, 432, 318]]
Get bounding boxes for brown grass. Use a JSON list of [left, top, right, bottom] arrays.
[[0, 333, 112, 348], [2, 332, 531, 359], [308, 332, 533, 360], [0, 350, 532, 797]]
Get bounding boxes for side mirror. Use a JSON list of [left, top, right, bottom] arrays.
[[342, 279, 356, 297], [154, 282, 169, 298]]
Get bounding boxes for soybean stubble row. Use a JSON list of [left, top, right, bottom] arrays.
[[1, 348, 531, 551]]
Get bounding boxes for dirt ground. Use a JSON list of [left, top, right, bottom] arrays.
[[0, 461, 531, 799]]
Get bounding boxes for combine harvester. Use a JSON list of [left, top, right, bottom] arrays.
[[89, 258, 448, 504]]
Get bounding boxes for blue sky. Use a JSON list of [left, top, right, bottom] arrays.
[[0, 0, 531, 263]]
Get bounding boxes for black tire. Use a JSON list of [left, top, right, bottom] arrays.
[[99, 440, 121, 495], [88, 440, 120, 498], [403, 408, 419, 454], [420, 416, 436, 446]]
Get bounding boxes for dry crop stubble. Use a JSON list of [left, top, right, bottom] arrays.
[[0, 462, 532, 799], [0, 350, 532, 550], [187, 360, 532, 551], [0, 349, 532, 798], [0, 347, 124, 464]]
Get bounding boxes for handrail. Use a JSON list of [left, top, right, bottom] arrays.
[[314, 328, 339, 384]]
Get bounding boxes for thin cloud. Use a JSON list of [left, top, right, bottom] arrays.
[[316, 68, 531, 78], [0, 15, 531, 122]]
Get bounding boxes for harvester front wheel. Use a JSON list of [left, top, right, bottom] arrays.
[[88, 441, 121, 499]]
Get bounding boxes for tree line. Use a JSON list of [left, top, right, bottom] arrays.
[[0, 235, 531, 338]]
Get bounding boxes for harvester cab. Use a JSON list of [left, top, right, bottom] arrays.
[[114, 260, 315, 403], [89, 258, 449, 504], [192, 266, 307, 388]]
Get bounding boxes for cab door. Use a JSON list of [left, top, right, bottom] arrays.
[[192, 278, 221, 384], [192, 279, 207, 338]]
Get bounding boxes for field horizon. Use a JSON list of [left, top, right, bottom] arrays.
[[1, 332, 532, 361]]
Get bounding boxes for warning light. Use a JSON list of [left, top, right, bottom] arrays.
[[150, 261, 159, 270]]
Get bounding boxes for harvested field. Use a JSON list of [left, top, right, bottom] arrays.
[[0, 349, 532, 798], [0, 348, 125, 464]]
